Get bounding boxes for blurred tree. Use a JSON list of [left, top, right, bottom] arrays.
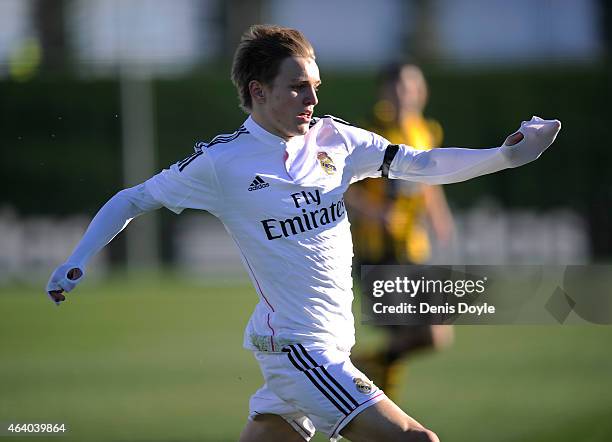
[[601, 0, 612, 59], [220, 0, 264, 56], [407, 0, 439, 63], [583, 0, 612, 257], [32, 0, 68, 72]]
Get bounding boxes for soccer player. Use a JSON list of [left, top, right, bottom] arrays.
[[47, 25, 561, 442], [347, 63, 455, 400]]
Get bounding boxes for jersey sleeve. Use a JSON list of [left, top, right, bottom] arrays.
[[388, 117, 561, 184], [388, 145, 508, 185], [338, 119, 509, 186], [332, 115, 560, 188], [144, 147, 222, 215], [335, 121, 394, 182]]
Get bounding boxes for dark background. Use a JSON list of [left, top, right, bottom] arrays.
[[3, 65, 611, 256]]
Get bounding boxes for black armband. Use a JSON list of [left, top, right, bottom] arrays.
[[378, 144, 399, 178]]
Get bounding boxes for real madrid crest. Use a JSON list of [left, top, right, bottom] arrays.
[[353, 377, 374, 394], [317, 151, 337, 175]]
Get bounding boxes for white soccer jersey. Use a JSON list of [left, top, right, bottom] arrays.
[[141, 115, 561, 353], [50, 111, 559, 354], [145, 115, 394, 352]]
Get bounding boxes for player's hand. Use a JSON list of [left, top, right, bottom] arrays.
[[46, 264, 85, 305], [501, 116, 561, 167]]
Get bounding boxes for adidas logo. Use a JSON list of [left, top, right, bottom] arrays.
[[248, 175, 270, 191]]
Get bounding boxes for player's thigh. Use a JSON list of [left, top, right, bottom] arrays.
[[340, 397, 439, 442], [238, 413, 305, 442]]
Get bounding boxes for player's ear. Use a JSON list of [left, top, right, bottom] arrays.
[[249, 80, 265, 104]]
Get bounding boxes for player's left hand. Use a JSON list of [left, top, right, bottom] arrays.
[[501, 116, 561, 167], [46, 263, 85, 305]]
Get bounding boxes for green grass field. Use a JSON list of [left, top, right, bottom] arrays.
[[1, 274, 611, 441]]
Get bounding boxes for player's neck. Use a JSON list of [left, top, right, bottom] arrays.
[[250, 111, 293, 142], [397, 109, 422, 122]]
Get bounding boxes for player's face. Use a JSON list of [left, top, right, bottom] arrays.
[[259, 56, 321, 140], [396, 65, 427, 113]]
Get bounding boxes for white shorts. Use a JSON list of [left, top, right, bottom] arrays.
[[248, 343, 387, 441]]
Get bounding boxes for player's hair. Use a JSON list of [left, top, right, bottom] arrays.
[[231, 24, 315, 113], [378, 60, 423, 88]]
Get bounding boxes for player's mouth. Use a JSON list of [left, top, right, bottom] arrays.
[[297, 111, 312, 123]]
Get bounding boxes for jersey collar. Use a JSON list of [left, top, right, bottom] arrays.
[[244, 116, 317, 184], [244, 116, 305, 150]]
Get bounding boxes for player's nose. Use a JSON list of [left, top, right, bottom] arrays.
[[304, 86, 318, 106]]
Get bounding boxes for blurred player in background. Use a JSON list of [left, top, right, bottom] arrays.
[[347, 64, 454, 400]]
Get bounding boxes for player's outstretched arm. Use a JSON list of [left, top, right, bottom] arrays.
[[46, 184, 162, 305], [389, 116, 561, 185]]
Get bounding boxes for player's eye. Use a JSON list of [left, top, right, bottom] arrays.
[[291, 83, 320, 94]]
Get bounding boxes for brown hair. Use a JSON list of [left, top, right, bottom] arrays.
[[231, 24, 315, 113]]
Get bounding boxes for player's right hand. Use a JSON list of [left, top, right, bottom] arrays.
[[46, 264, 85, 305], [500, 116, 561, 167]]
